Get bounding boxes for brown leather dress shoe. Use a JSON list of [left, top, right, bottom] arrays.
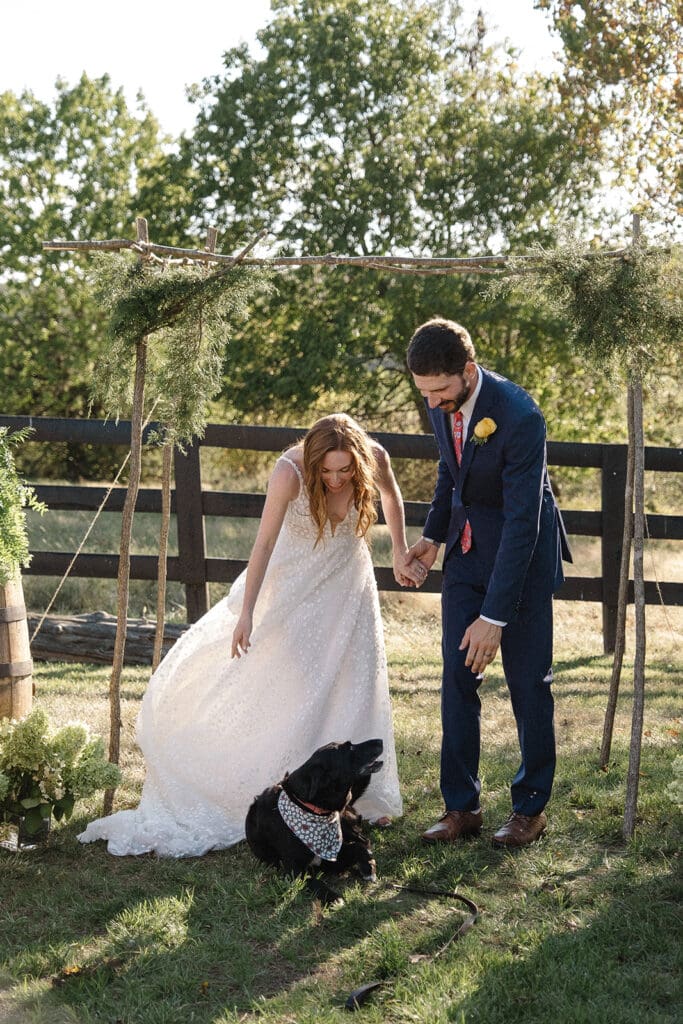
[[421, 809, 483, 843], [492, 811, 547, 848]]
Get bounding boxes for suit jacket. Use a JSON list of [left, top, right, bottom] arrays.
[[423, 367, 572, 624]]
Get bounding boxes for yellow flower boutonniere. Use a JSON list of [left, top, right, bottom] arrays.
[[472, 417, 497, 446]]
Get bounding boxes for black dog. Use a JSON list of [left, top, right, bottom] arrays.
[[245, 738, 384, 905]]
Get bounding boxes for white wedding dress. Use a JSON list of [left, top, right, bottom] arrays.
[[78, 456, 403, 857]]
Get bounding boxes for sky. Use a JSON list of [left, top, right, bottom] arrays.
[[1, 0, 561, 137]]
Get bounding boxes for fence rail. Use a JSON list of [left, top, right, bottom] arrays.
[[2, 415, 681, 653]]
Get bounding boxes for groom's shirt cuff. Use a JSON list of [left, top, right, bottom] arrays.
[[481, 614, 506, 627]]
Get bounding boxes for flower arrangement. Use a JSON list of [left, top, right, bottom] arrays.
[[0, 707, 121, 838], [472, 417, 497, 446]]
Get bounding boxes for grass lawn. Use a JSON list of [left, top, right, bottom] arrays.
[[0, 598, 681, 1024]]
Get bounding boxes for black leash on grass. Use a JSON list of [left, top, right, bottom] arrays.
[[344, 883, 480, 1012]]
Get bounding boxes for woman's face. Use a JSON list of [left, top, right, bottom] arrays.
[[320, 449, 355, 492]]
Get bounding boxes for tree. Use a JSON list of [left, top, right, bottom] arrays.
[[0, 75, 192, 477], [536, 0, 683, 231], [185, 0, 606, 430]]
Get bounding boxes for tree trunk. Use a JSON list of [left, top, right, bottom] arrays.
[[623, 379, 646, 839], [600, 386, 635, 767], [102, 335, 147, 816], [152, 441, 173, 672]]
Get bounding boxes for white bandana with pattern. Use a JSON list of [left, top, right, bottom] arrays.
[[277, 789, 343, 861]]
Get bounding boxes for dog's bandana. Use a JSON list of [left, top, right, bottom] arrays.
[[277, 790, 343, 861]]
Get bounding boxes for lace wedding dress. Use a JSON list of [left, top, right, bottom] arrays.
[[78, 456, 403, 857]]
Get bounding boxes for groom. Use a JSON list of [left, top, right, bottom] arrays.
[[405, 318, 571, 848]]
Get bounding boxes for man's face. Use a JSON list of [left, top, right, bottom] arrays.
[[412, 363, 476, 413]]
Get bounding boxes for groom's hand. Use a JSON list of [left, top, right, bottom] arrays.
[[460, 618, 502, 676], [393, 549, 429, 587], [403, 538, 439, 587]]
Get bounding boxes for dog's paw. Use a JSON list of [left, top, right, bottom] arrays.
[[355, 858, 377, 884], [315, 888, 345, 908]]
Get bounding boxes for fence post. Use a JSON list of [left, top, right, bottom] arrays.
[[601, 444, 628, 653], [173, 441, 209, 622]]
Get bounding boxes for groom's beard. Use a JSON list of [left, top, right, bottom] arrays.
[[439, 377, 471, 413]]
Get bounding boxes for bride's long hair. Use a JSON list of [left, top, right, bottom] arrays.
[[303, 413, 379, 545]]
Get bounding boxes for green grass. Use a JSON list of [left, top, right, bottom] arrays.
[[1, 598, 681, 1023]]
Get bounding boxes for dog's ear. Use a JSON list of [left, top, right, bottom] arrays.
[[288, 756, 336, 802], [295, 766, 319, 802]]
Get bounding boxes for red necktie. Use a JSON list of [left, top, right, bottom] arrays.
[[453, 412, 472, 553]]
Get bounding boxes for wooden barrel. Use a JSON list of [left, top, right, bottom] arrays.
[[0, 575, 33, 720]]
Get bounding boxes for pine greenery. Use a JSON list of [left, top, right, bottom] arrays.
[[0, 428, 46, 585], [89, 253, 273, 444], [491, 240, 683, 382]]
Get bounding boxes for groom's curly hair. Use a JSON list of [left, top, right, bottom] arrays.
[[407, 317, 476, 375], [303, 413, 378, 546]]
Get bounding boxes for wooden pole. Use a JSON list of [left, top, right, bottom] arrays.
[[623, 379, 647, 838], [623, 213, 647, 840], [152, 440, 172, 673], [600, 387, 634, 767], [151, 226, 218, 671], [41, 236, 630, 272], [103, 216, 149, 816]]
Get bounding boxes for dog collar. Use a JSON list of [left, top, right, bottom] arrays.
[[277, 789, 343, 862]]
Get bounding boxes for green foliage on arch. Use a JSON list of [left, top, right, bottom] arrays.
[[89, 253, 273, 446]]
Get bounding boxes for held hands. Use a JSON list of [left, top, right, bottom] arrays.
[[460, 617, 502, 676], [231, 611, 253, 658], [400, 538, 440, 588], [393, 547, 431, 588]]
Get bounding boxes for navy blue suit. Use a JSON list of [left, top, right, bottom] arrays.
[[423, 367, 571, 816]]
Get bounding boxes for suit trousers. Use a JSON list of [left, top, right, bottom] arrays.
[[439, 559, 556, 817]]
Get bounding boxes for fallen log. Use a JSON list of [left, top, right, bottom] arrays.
[[27, 611, 189, 666]]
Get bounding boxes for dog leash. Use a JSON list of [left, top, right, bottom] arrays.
[[344, 883, 479, 1012]]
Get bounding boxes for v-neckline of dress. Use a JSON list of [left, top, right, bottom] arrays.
[[328, 497, 354, 534]]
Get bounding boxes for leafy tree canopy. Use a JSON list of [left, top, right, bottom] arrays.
[[536, 0, 683, 231], [184, 0, 605, 431], [0, 75, 194, 477]]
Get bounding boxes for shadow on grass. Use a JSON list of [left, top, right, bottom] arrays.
[[447, 868, 681, 1024], [3, 824, 473, 1021], [1, 801, 681, 1023], [1, 729, 680, 1023]]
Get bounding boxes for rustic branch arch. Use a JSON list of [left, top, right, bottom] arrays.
[[42, 215, 681, 838]]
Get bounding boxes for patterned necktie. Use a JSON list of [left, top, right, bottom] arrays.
[[453, 412, 472, 553]]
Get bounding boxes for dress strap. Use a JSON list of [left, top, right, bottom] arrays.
[[279, 454, 304, 492]]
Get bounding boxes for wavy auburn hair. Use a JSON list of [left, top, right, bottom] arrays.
[[302, 414, 378, 545]]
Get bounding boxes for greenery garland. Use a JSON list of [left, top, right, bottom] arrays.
[[489, 240, 683, 382], [89, 252, 273, 443], [0, 427, 46, 585]]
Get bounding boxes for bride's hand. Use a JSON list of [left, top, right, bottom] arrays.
[[231, 612, 253, 658]]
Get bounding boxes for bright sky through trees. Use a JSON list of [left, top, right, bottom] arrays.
[[2, 1, 558, 137]]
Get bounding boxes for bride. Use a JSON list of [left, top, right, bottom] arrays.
[[79, 414, 424, 857]]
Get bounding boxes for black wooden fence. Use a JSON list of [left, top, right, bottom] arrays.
[[2, 415, 681, 653]]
